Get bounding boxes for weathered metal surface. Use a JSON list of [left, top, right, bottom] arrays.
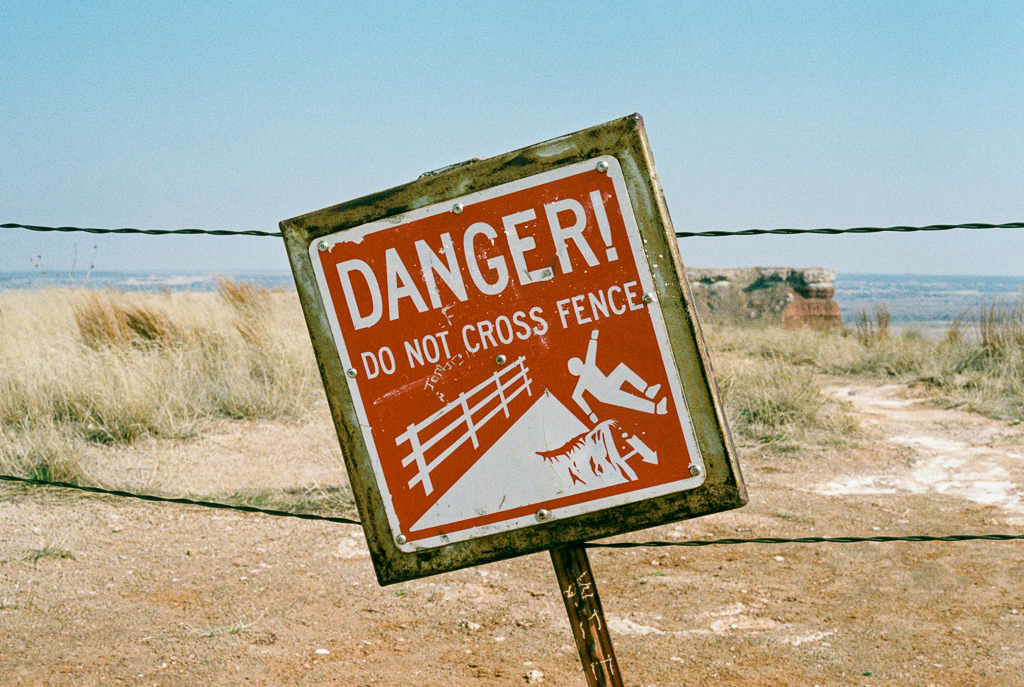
[[307, 157, 710, 552], [280, 114, 746, 586], [551, 545, 624, 687]]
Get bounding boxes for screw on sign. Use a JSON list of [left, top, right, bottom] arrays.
[[280, 114, 746, 685]]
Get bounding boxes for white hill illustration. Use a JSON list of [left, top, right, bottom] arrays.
[[411, 393, 659, 532], [412, 390, 622, 532]]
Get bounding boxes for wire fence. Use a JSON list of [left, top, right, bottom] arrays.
[[3, 218, 1023, 550], [2, 222, 283, 237], [5, 220, 1024, 239], [0, 473, 360, 525], [3, 473, 1022, 549]]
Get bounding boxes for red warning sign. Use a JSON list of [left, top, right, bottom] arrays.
[[310, 156, 704, 550]]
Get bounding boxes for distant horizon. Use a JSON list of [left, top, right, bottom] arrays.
[[3, 268, 1019, 328], [5, 267, 1024, 280]]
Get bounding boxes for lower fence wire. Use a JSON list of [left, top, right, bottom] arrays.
[[585, 534, 1024, 548], [0, 473, 360, 526], [3, 473, 1021, 549]]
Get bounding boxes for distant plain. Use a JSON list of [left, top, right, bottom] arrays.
[[6, 269, 1024, 323]]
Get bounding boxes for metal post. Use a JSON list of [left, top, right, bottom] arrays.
[[550, 545, 624, 687]]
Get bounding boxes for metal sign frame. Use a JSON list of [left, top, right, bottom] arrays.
[[280, 114, 745, 586]]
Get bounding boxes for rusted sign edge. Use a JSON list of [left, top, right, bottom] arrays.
[[280, 114, 746, 585], [622, 122, 746, 503]]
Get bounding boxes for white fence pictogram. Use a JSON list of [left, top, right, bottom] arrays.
[[396, 357, 533, 496]]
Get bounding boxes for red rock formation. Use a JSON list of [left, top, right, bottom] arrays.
[[782, 284, 843, 330], [686, 267, 842, 329]]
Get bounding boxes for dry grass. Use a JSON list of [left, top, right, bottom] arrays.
[[854, 304, 891, 347], [4, 283, 1022, 501], [0, 282, 321, 487], [22, 544, 76, 565], [74, 290, 188, 349], [210, 486, 355, 517], [185, 609, 268, 638], [706, 292, 1024, 425], [712, 352, 858, 451], [977, 296, 1024, 355]]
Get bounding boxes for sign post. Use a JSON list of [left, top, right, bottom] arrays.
[[281, 114, 745, 683], [551, 545, 623, 687]]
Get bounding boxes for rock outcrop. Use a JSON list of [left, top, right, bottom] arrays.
[[686, 267, 842, 329]]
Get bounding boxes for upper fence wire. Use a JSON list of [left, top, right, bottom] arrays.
[[4, 220, 1024, 239]]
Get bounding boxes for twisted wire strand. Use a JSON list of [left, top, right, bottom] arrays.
[[3, 474, 1020, 548], [2, 223, 282, 237], [584, 534, 1024, 548], [673, 222, 1024, 239], [0, 474, 359, 525], [5, 221, 1022, 240]]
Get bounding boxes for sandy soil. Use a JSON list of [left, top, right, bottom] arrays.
[[2, 378, 1023, 686]]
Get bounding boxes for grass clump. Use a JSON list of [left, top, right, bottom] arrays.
[[854, 304, 891, 347], [978, 298, 1024, 355], [74, 290, 187, 349], [186, 609, 267, 638], [942, 295, 1024, 419], [23, 544, 76, 565], [714, 354, 856, 450], [0, 421, 86, 485], [213, 486, 356, 518]]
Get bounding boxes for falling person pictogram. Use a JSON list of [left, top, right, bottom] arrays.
[[567, 329, 668, 425], [537, 329, 666, 488]]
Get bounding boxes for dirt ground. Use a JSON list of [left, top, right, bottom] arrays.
[[2, 378, 1023, 686]]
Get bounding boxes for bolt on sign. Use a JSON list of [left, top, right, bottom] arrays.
[[281, 114, 745, 585]]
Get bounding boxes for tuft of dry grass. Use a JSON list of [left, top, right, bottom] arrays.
[[23, 544, 75, 565], [74, 291, 187, 349], [0, 421, 86, 484], [943, 310, 969, 345], [854, 304, 891, 347], [0, 283, 321, 486], [212, 486, 357, 518], [977, 296, 1024, 355], [714, 353, 857, 450], [185, 609, 268, 638]]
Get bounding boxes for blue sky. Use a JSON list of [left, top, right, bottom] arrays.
[[3, 1, 1022, 276]]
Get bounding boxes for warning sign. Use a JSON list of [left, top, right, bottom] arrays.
[[310, 157, 704, 551], [283, 114, 745, 584]]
